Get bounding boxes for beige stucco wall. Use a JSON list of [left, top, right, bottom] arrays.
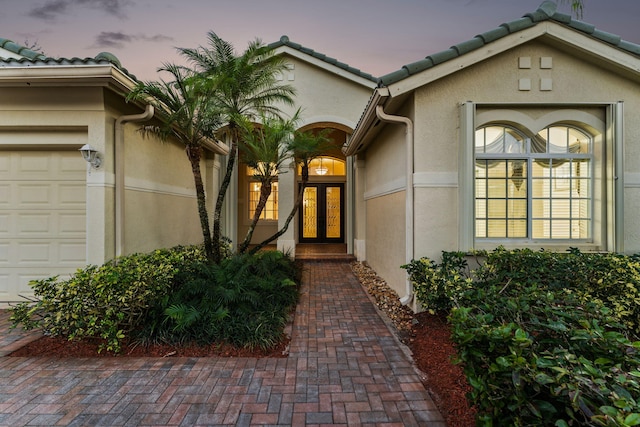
[[363, 119, 408, 297], [0, 84, 220, 267], [277, 55, 374, 127], [366, 191, 407, 297], [120, 118, 210, 255]]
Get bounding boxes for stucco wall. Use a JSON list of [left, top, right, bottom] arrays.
[[121, 120, 209, 254], [364, 120, 408, 297], [366, 191, 407, 297], [278, 56, 374, 127]]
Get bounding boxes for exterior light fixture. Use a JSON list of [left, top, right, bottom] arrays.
[[315, 158, 328, 175], [79, 144, 102, 169]]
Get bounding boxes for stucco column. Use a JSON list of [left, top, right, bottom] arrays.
[[277, 160, 296, 256], [354, 155, 366, 261], [86, 112, 111, 265]]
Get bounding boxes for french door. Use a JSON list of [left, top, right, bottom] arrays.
[[299, 183, 344, 243]]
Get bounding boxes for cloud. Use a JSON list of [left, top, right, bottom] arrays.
[[28, 0, 130, 21], [93, 31, 173, 48]]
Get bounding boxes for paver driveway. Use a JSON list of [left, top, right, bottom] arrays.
[[0, 261, 444, 426]]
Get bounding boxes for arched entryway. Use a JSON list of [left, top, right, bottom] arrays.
[[297, 126, 348, 245]]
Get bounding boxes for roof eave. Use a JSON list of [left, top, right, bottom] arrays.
[[343, 87, 390, 156], [0, 64, 137, 93], [272, 46, 378, 89]]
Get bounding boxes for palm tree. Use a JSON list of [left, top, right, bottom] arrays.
[[127, 63, 224, 261], [237, 114, 299, 254], [179, 31, 296, 263], [249, 127, 332, 254]]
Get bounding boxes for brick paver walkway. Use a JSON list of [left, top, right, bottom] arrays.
[[0, 261, 444, 426]]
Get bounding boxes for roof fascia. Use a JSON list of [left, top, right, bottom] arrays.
[[0, 64, 137, 93], [343, 87, 390, 156], [273, 46, 377, 89], [385, 21, 640, 97]]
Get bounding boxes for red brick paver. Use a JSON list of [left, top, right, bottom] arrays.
[[0, 261, 444, 426]]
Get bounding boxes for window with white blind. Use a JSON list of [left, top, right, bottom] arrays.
[[474, 125, 593, 241]]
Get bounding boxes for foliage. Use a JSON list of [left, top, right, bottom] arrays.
[[10, 245, 206, 353], [476, 247, 640, 333], [406, 248, 640, 425], [179, 31, 296, 263], [149, 251, 299, 350], [249, 126, 333, 253], [402, 251, 475, 313], [451, 284, 640, 426], [236, 112, 299, 253], [127, 63, 223, 262]]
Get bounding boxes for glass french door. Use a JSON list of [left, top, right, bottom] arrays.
[[299, 183, 344, 243]]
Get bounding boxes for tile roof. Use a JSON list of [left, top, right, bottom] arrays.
[[379, 0, 640, 86], [0, 38, 137, 80], [269, 35, 378, 83]]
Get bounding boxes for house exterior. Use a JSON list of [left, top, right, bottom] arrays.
[[232, 36, 377, 257], [0, 43, 227, 303], [345, 0, 640, 305], [2, 0, 640, 308]]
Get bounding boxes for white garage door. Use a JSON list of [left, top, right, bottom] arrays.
[[0, 151, 86, 303]]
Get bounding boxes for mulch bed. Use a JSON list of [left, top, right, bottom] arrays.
[[9, 335, 290, 358]]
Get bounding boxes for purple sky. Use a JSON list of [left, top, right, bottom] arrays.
[[1, 0, 639, 81]]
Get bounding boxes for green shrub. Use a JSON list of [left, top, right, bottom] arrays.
[[148, 250, 299, 350], [476, 248, 640, 333], [407, 248, 640, 426], [452, 284, 640, 426], [10, 245, 206, 353], [402, 251, 474, 313]]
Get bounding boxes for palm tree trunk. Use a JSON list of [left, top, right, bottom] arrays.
[[212, 126, 238, 263], [186, 145, 214, 261], [238, 180, 272, 254], [249, 165, 308, 254]]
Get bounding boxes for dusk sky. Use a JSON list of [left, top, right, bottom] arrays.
[[1, 0, 639, 81]]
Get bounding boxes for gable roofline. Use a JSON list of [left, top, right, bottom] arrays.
[[269, 35, 378, 88], [378, 0, 640, 87], [344, 0, 640, 156], [0, 38, 138, 81]]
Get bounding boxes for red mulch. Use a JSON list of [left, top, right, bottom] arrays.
[[9, 336, 289, 358], [410, 311, 477, 427]]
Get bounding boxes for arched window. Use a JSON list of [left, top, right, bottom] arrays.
[[475, 125, 592, 240]]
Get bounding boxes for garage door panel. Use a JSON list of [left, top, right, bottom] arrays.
[[59, 213, 86, 235], [0, 150, 86, 302], [59, 242, 86, 264], [0, 243, 8, 265], [17, 184, 52, 206], [59, 183, 86, 207], [18, 213, 51, 234], [0, 271, 71, 302], [0, 214, 8, 235]]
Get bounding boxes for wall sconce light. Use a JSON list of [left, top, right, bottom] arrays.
[[79, 144, 102, 169]]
